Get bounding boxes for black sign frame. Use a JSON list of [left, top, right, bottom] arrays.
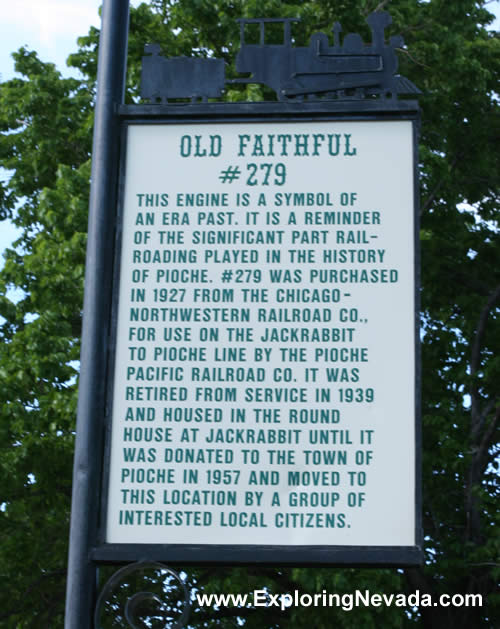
[[64, 3, 422, 626], [92, 102, 422, 568]]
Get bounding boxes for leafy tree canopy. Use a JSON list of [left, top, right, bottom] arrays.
[[0, 1, 498, 627]]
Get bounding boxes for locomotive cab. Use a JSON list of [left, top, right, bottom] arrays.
[[235, 18, 299, 97]]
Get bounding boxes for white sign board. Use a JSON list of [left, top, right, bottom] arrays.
[[105, 120, 416, 549]]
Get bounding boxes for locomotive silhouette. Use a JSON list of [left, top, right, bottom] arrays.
[[141, 12, 419, 103]]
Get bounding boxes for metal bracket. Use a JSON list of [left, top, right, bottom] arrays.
[[94, 562, 191, 629]]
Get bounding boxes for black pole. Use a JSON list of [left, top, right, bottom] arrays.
[[65, 1, 129, 627]]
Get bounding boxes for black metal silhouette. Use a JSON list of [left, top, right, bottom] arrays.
[[141, 44, 225, 103], [237, 13, 420, 99], [140, 12, 419, 103]]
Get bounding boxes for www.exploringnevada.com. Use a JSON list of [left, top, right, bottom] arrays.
[[196, 589, 483, 612]]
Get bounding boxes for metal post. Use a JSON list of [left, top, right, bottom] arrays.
[[65, 1, 129, 627]]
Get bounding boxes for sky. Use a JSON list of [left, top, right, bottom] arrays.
[[0, 1, 143, 263], [1, 0, 142, 81], [0, 0, 499, 262]]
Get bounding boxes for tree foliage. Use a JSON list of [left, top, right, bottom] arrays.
[[0, 1, 498, 627]]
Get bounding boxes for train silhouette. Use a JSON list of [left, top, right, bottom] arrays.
[[141, 12, 419, 103], [141, 45, 225, 103]]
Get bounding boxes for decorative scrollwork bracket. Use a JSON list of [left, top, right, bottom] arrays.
[[94, 562, 190, 629]]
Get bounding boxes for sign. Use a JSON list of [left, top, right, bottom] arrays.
[[66, 10, 422, 628], [103, 118, 419, 555]]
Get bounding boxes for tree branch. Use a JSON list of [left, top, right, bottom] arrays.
[[470, 282, 500, 438], [463, 283, 500, 544], [421, 153, 461, 215], [476, 405, 500, 470]]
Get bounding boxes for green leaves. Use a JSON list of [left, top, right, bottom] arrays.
[[0, 53, 90, 626], [0, 1, 498, 626]]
